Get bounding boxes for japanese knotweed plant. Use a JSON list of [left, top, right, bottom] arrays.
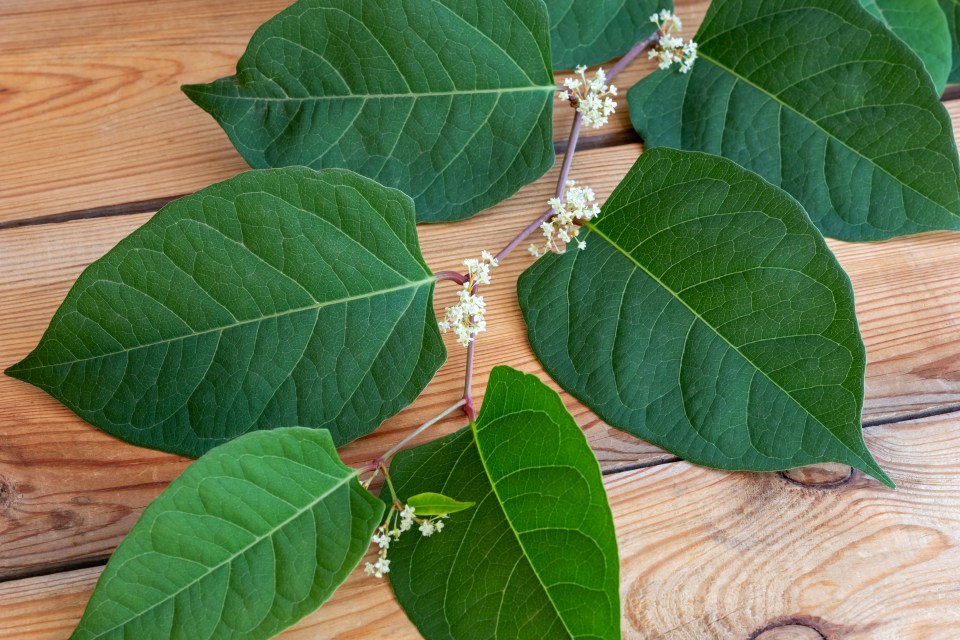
[[9, 0, 960, 637]]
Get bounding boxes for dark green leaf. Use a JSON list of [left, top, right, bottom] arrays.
[[519, 148, 893, 487], [71, 428, 383, 640], [629, 0, 960, 241], [406, 492, 475, 516], [939, 0, 960, 83], [183, 0, 556, 223], [860, 0, 951, 94], [546, 0, 663, 70], [388, 366, 620, 639], [7, 168, 446, 457]]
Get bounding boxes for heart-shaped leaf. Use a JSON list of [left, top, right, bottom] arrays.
[[387, 366, 620, 639], [183, 0, 556, 223], [629, 0, 960, 241], [519, 148, 893, 487], [71, 428, 383, 640], [860, 0, 951, 94], [939, 0, 960, 83], [6, 168, 446, 457], [547, 0, 663, 70]]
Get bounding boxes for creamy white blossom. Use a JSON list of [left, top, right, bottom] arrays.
[[648, 9, 698, 73], [365, 504, 449, 579], [557, 66, 618, 129], [438, 252, 498, 347], [530, 180, 601, 258]]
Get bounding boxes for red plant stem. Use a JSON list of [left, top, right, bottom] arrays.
[[607, 31, 660, 81], [378, 33, 663, 454]]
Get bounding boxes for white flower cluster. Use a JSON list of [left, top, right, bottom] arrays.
[[365, 504, 448, 579], [648, 10, 698, 73], [558, 66, 618, 129], [529, 180, 601, 258], [438, 251, 498, 347]]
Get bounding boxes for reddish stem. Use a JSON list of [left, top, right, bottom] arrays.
[[435, 270, 469, 285]]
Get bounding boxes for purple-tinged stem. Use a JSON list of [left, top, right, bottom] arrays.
[[494, 111, 584, 264], [435, 270, 469, 285], [607, 31, 660, 81]]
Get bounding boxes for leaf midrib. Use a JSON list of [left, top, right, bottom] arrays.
[[583, 220, 877, 473], [12, 278, 435, 374], [469, 411, 578, 639], [695, 50, 959, 220], [186, 85, 557, 103], [86, 461, 359, 640]]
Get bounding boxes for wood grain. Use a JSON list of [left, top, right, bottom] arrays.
[[3, 141, 960, 579], [2, 414, 957, 639], [0, 0, 711, 225]]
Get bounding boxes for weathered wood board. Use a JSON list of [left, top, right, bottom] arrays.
[[1, 415, 957, 639]]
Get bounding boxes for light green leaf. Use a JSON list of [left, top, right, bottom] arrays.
[[546, 0, 663, 70], [860, 0, 951, 94], [388, 366, 620, 639], [939, 0, 960, 83], [6, 168, 446, 457], [183, 0, 556, 223], [71, 428, 384, 640], [629, 0, 960, 241], [518, 148, 893, 487], [406, 492, 475, 516]]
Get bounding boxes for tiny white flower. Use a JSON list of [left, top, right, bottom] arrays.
[[557, 66, 618, 129], [419, 520, 436, 537], [649, 8, 697, 74], [435, 519, 445, 532], [439, 252, 498, 347], [531, 180, 602, 257]]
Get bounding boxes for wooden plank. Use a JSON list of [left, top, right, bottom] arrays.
[[3, 142, 960, 579], [0, 0, 711, 225], [1, 413, 957, 639]]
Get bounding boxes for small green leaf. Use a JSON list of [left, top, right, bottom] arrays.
[[183, 0, 556, 223], [388, 366, 620, 639], [546, 0, 664, 70], [860, 0, 951, 94], [406, 492, 475, 516], [6, 168, 446, 457], [940, 0, 960, 83], [70, 428, 384, 640], [519, 148, 893, 487], [629, 0, 960, 241]]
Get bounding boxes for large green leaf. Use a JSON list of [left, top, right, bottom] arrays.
[[546, 0, 663, 70], [183, 0, 556, 223], [71, 428, 383, 640], [860, 0, 951, 94], [940, 0, 960, 83], [629, 0, 960, 241], [388, 366, 620, 639], [518, 148, 893, 487], [6, 168, 445, 457]]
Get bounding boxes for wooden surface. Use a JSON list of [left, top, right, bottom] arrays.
[[1, 0, 959, 638]]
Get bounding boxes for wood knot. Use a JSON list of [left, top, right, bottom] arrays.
[[750, 621, 827, 640], [780, 463, 852, 488]]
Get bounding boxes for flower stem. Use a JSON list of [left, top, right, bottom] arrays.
[[435, 270, 469, 285], [607, 31, 661, 81], [379, 399, 467, 464]]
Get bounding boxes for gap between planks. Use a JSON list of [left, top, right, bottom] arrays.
[[1, 413, 957, 639]]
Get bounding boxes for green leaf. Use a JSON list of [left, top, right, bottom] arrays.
[[860, 0, 951, 94], [939, 0, 960, 83], [406, 492, 475, 516], [182, 0, 556, 223], [71, 428, 384, 640], [518, 148, 893, 488], [546, 0, 663, 70], [6, 168, 446, 457], [629, 0, 960, 241], [388, 366, 620, 639]]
